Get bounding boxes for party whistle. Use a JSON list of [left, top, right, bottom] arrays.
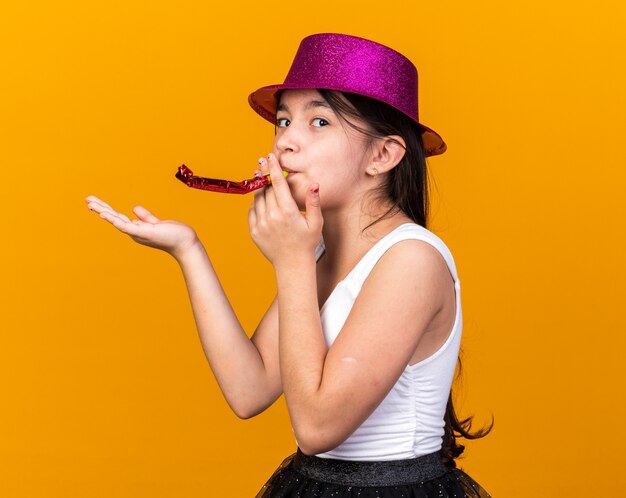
[[175, 164, 288, 194]]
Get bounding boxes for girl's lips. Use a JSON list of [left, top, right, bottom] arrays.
[[278, 161, 296, 174]]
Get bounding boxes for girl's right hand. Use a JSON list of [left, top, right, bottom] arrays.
[[86, 195, 199, 259]]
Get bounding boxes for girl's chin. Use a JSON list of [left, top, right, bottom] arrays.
[[286, 175, 304, 198]]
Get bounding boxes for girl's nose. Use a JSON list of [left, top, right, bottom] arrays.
[[275, 123, 300, 154]]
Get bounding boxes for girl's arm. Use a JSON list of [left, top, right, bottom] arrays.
[[86, 196, 282, 419], [251, 157, 451, 455], [174, 240, 282, 418], [276, 240, 450, 455]]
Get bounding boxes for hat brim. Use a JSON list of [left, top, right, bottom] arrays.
[[248, 85, 447, 157]]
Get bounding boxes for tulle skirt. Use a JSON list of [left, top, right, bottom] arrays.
[[257, 449, 491, 498]]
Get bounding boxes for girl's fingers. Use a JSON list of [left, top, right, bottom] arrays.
[[133, 205, 160, 224], [87, 202, 117, 217], [86, 197, 118, 215], [118, 212, 132, 223], [99, 211, 143, 236], [263, 179, 279, 213], [86, 196, 116, 212], [258, 156, 270, 175], [87, 200, 132, 223], [86, 198, 108, 213], [266, 153, 295, 209], [87, 197, 153, 226]]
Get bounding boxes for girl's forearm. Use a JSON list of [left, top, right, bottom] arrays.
[[174, 239, 276, 418], [275, 256, 329, 447]]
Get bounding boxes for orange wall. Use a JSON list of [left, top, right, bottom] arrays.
[[1, 1, 625, 496]]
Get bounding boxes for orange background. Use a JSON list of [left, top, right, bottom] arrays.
[[1, 1, 625, 496]]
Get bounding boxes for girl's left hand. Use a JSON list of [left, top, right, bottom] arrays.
[[248, 153, 323, 267]]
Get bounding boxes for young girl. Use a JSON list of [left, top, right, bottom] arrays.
[[86, 33, 492, 497]]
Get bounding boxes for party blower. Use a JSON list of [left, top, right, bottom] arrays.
[[175, 165, 288, 194]]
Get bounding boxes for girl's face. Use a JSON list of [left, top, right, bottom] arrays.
[[272, 89, 373, 211]]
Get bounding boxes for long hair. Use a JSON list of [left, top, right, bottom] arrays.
[[318, 89, 494, 466]]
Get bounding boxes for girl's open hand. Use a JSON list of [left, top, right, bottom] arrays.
[[248, 154, 323, 267], [86, 196, 199, 259]]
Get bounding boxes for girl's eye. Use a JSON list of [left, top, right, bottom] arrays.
[[312, 118, 329, 127], [276, 117, 290, 128]]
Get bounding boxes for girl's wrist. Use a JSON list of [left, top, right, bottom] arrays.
[[171, 236, 204, 263], [274, 253, 317, 280]]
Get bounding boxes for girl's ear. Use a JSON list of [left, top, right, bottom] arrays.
[[367, 135, 407, 176]]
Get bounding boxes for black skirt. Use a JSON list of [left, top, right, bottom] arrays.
[[256, 449, 491, 498]]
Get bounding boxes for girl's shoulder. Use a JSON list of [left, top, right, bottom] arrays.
[[351, 223, 459, 286]]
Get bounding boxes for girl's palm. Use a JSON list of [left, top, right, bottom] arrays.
[[86, 196, 197, 257]]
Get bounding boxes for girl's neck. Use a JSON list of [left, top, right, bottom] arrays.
[[320, 198, 413, 272]]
